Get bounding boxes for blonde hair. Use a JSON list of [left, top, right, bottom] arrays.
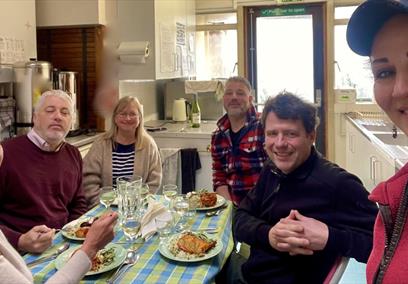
[[104, 96, 147, 150]]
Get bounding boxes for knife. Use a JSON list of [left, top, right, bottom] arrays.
[[27, 243, 70, 267]]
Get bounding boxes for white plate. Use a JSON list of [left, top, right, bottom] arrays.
[[55, 243, 126, 276], [159, 232, 223, 262], [61, 217, 94, 241], [195, 194, 226, 211]]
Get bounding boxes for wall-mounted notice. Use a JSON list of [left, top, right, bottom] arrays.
[[176, 22, 186, 46], [160, 23, 176, 73], [0, 36, 25, 64]]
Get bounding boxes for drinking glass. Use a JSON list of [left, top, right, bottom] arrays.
[[99, 186, 116, 210], [155, 213, 174, 244], [173, 195, 189, 232], [122, 213, 141, 244], [139, 183, 150, 215], [117, 176, 142, 223], [163, 184, 178, 208]]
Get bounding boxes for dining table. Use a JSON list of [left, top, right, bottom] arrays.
[[24, 196, 234, 284]]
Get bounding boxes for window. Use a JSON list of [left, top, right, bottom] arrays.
[[334, 6, 373, 101], [195, 13, 238, 80]]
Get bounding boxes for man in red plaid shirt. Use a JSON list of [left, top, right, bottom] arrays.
[[211, 76, 267, 206]]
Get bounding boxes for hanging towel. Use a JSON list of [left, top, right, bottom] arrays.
[[181, 148, 201, 194], [159, 148, 181, 194], [184, 80, 225, 101]]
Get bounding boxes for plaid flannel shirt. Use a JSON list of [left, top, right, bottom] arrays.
[[211, 105, 267, 205]]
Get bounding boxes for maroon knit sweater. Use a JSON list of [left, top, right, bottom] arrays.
[[0, 135, 87, 248]]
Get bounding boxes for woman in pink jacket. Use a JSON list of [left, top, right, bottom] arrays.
[[347, 0, 408, 283]]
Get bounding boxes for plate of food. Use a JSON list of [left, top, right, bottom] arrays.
[[187, 191, 226, 211], [61, 217, 98, 241], [55, 243, 126, 276], [159, 231, 223, 262]]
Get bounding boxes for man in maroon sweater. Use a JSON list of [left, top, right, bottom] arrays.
[[0, 90, 87, 253]]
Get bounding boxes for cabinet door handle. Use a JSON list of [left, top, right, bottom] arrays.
[[370, 156, 376, 181], [349, 134, 355, 153], [373, 160, 381, 185]]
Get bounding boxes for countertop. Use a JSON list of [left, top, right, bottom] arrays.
[[346, 114, 408, 169], [144, 120, 217, 139], [65, 131, 104, 147]]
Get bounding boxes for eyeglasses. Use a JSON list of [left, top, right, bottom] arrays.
[[117, 112, 140, 119]]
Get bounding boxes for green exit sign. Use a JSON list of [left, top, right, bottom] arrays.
[[261, 7, 306, 17]]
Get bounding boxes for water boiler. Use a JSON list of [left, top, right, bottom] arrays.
[[57, 71, 80, 131], [13, 60, 52, 135]]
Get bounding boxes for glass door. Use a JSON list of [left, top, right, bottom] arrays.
[[246, 4, 326, 155]]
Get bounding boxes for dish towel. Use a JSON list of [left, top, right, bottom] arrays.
[[159, 148, 181, 193], [140, 200, 172, 239], [184, 80, 225, 101], [181, 148, 201, 194]]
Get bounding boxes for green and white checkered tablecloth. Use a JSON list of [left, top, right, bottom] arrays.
[[25, 198, 234, 284]]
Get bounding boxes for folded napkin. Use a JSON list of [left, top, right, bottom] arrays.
[[140, 200, 172, 239]]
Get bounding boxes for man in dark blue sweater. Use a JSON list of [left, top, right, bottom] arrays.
[[233, 92, 378, 283]]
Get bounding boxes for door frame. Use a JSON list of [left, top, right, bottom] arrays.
[[244, 3, 327, 155]]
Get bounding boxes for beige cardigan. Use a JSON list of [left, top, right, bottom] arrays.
[[83, 134, 162, 208], [0, 230, 90, 284]]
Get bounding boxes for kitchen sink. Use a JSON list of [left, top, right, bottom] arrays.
[[373, 133, 408, 146]]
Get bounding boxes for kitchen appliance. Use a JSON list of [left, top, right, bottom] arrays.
[[0, 64, 15, 140], [172, 98, 189, 122], [13, 60, 52, 135], [56, 71, 80, 131], [164, 80, 224, 121]]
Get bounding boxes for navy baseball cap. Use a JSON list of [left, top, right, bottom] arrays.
[[347, 0, 408, 56]]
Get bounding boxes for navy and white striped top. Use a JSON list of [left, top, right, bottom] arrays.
[[112, 143, 135, 185]]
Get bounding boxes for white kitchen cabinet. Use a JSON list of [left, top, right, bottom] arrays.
[[116, 0, 195, 80], [148, 121, 216, 192], [345, 119, 395, 192]]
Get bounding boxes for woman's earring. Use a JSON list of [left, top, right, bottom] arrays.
[[392, 125, 398, 139]]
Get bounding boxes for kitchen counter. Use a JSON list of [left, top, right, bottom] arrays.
[[65, 132, 104, 148], [346, 114, 408, 169], [144, 120, 217, 139]]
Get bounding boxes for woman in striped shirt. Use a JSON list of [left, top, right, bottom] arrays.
[[82, 96, 162, 209]]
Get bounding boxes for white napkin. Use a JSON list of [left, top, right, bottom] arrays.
[[140, 200, 172, 239]]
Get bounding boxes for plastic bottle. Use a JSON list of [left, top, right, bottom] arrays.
[[191, 93, 201, 128]]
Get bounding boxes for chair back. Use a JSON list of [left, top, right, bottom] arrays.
[[323, 256, 350, 284]]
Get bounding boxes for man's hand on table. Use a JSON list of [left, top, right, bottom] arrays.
[[18, 225, 55, 254]]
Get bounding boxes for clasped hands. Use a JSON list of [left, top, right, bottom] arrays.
[[268, 210, 329, 256]]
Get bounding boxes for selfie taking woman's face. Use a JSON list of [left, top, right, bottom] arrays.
[[371, 15, 408, 135]]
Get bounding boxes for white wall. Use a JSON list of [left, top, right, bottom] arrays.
[[0, 0, 36, 61], [116, 0, 156, 80], [36, 0, 99, 27]]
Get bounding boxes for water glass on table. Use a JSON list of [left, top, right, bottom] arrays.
[[117, 175, 142, 220], [139, 183, 150, 215], [122, 212, 141, 244], [155, 213, 173, 244], [173, 195, 189, 232], [163, 184, 178, 209], [99, 186, 116, 210]]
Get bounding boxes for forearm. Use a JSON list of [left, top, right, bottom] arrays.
[[46, 250, 91, 284], [325, 225, 373, 262], [0, 225, 22, 250]]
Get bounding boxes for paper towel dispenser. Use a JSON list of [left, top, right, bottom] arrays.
[[117, 41, 150, 64]]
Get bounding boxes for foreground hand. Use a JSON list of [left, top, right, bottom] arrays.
[[80, 212, 118, 259], [268, 213, 312, 255], [18, 225, 55, 253], [288, 210, 329, 252]]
